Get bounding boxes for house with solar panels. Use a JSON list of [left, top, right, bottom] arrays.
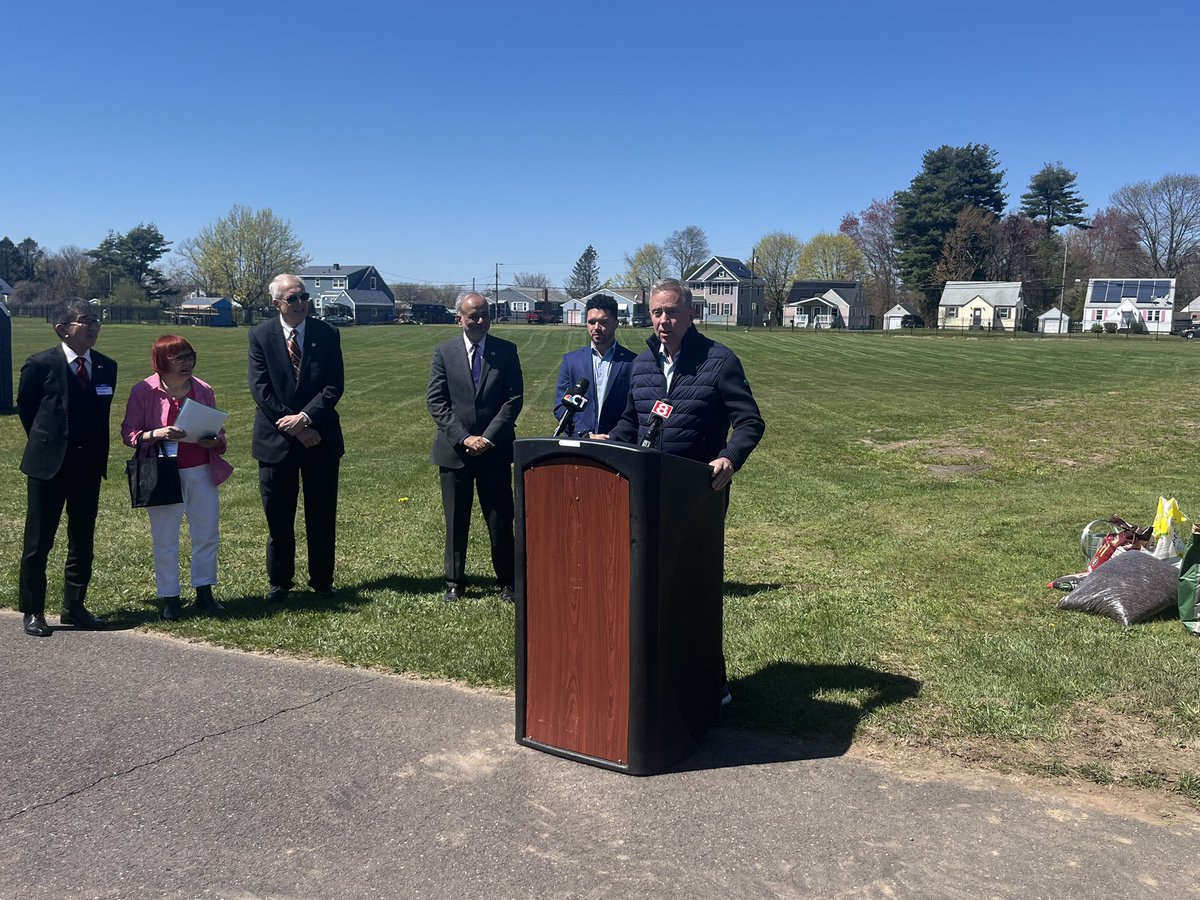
[[1081, 278, 1175, 334], [299, 264, 396, 324], [686, 255, 766, 326], [937, 281, 1025, 332]]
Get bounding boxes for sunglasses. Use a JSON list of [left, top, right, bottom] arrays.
[[281, 292, 310, 305]]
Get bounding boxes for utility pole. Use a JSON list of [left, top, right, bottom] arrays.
[[494, 263, 501, 321]]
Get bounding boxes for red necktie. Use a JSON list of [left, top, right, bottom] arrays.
[[288, 331, 302, 381], [75, 357, 89, 388]]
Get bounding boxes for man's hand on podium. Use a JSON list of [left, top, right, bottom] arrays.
[[709, 457, 734, 491]]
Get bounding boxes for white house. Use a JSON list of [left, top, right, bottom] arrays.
[[574, 288, 646, 325], [1081, 278, 1175, 334], [783, 280, 870, 329], [938, 281, 1024, 332]]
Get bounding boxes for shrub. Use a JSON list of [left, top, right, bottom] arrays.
[[1090, 323, 1104, 334], [1103, 322, 1118, 334]]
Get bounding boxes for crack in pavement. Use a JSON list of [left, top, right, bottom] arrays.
[[1, 676, 379, 823]]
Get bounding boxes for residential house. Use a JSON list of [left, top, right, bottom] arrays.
[[0, 277, 11, 305], [1176, 296, 1200, 329], [687, 256, 765, 326], [882, 302, 923, 331], [300, 264, 396, 324], [572, 288, 647, 325], [938, 281, 1025, 332], [1081, 278, 1175, 334], [782, 280, 870, 330]]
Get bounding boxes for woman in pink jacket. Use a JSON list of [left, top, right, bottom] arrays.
[[121, 335, 233, 620]]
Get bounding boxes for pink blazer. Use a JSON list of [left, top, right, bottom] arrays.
[[121, 374, 234, 486]]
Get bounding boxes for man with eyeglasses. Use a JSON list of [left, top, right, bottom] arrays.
[[427, 292, 524, 603], [248, 273, 345, 603], [17, 299, 117, 636]]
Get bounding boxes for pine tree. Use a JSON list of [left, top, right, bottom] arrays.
[[566, 245, 600, 298], [1020, 163, 1088, 233]]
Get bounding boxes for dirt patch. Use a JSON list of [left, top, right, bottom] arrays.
[[859, 438, 924, 452], [852, 704, 1200, 827], [927, 464, 990, 477]]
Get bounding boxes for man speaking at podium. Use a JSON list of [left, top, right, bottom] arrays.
[[603, 277, 764, 706], [604, 278, 764, 491]]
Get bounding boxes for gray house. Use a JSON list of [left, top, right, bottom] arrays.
[[300, 264, 396, 324], [783, 280, 870, 330], [0, 277, 12, 304]]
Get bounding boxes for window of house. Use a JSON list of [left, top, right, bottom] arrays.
[[724, 303, 732, 316], [945, 307, 958, 319], [371, 276, 377, 290], [333, 278, 347, 289], [998, 307, 1010, 318], [1147, 309, 1162, 322], [315, 279, 321, 288]]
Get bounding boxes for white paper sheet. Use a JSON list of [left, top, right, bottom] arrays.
[[175, 397, 229, 442]]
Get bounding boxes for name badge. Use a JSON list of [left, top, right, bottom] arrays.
[[95, 384, 114, 396]]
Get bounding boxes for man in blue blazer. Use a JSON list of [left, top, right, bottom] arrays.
[[18, 300, 117, 636], [552, 294, 636, 436], [427, 292, 524, 603], [248, 274, 345, 603]]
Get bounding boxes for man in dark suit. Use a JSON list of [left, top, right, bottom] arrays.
[[427, 292, 524, 603], [18, 299, 117, 636], [248, 274, 345, 602], [552, 293, 636, 436]]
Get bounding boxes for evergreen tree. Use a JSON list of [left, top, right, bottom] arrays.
[[566, 245, 600, 298], [87, 223, 172, 295], [1020, 163, 1088, 233], [894, 144, 1006, 311]]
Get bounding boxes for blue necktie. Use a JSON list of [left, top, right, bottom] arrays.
[[470, 344, 481, 390]]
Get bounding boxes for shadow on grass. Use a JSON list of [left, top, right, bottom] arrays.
[[723, 580, 784, 598], [673, 662, 921, 772]]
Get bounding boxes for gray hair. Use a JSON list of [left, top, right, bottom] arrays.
[[650, 278, 689, 304], [269, 273, 303, 302], [455, 292, 488, 314]]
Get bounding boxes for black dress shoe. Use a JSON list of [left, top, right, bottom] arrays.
[[443, 584, 464, 603], [160, 596, 182, 621], [59, 606, 106, 629], [266, 586, 289, 603], [193, 585, 225, 614], [23, 614, 52, 637], [499, 585, 516, 604], [312, 585, 336, 599]]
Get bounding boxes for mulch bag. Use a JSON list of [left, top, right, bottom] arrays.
[[1086, 516, 1150, 573], [1057, 550, 1181, 626], [1178, 524, 1200, 636]]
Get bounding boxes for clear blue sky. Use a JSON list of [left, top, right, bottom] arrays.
[[6, 0, 1197, 289]]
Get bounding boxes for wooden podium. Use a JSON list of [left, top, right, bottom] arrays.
[[514, 437, 726, 775]]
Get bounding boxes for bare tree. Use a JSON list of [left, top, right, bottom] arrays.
[[180, 205, 308, 319], [932, 207, 995, 285], [840, 198, 899, 317], [663, 225, 710, 279], [513, 272, 550, 288], [1111, 173, 1200, 278], [620, 242, 668, 291], [754, 231, 804, 325]]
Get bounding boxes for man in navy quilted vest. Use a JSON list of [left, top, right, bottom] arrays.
[[605, 277, 764, 489]]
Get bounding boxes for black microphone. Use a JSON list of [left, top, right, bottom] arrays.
[[553, 378, 590, 437], [640, 399, 673, 448]]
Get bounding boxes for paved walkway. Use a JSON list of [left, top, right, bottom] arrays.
[[1, 610, 1197, 898]]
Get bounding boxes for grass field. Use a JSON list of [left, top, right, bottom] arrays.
[[2, 318, 1198, 800]]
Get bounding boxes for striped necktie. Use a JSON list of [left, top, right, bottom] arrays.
[[288, 331, 302, 381], [75, 357, 90, 388]]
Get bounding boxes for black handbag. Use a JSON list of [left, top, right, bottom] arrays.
[[126, 435, 183, 508]]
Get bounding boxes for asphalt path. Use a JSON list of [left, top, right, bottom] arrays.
[[1, 610, 1197, 899]]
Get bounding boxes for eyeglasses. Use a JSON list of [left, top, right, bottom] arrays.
[[281, 292, 310, 305], [67, 318, 102, 328]]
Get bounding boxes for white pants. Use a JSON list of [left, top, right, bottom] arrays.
[[146, 464, 220, 597]]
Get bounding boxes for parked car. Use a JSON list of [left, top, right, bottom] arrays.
[[1181, 325, 1200, 341], [322, 314, 354, 326], [900, 313, 925, 328], [631, 316, 651, 328]]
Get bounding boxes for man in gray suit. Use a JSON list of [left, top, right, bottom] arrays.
[[427, 292, 524, 603]]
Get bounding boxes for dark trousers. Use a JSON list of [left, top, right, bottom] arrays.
[[439, 457, 515, 588], [19, 462, 102, 615], [258, 455, 339, 590]]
